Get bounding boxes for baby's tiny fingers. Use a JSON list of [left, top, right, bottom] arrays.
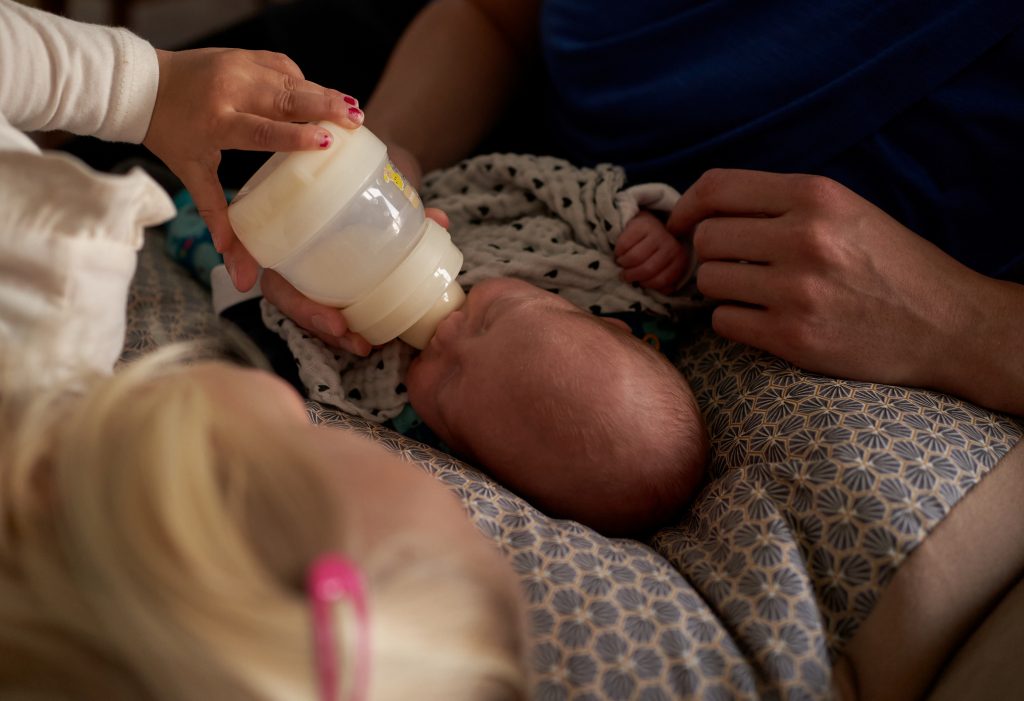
[[621, 245, 678, 283], [614, 225, 647, 258], [615, 232, 662, 269], [644, 253, 689, 294]]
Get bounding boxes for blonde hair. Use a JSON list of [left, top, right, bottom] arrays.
[[0, 347, 525, 700]]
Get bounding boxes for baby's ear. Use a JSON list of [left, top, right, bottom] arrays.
[[597, 316, 631, 335]]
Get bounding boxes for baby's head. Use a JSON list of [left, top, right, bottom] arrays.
[[407, 278, 708, 535]]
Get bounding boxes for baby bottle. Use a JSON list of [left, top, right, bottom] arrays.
[[227, 122, 465, 349]]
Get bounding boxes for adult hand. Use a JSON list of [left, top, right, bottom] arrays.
[[615, 210, 691, 294], [262, 208, 452, 355], [143, 47, 364, 292], [385, 142, 425, 190], [668, 169, 1021, 407]]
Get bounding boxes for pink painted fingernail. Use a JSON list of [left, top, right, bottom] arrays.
[[344, 95, 358, 106], [317, 130, 333, 149], [347, 106, 364, 124]]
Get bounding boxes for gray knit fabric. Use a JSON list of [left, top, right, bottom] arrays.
[[262, 153, 703, 422]]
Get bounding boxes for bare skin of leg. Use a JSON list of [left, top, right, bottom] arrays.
[[832, 440, 1024, 700]]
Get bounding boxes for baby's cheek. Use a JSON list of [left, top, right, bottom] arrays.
[[406, 357, 443, 424], [405, 357, 430, 403]]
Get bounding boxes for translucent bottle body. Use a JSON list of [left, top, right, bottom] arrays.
[[228, 123, 464, 348]]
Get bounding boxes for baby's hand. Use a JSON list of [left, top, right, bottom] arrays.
[[143, 48, 364, 292], [614, 211, 690, 294]]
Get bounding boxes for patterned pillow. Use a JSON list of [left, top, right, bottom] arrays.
[[126, 230, 1023, 700], [309, 352, 1021, 700], [122, 231, 224, 361]]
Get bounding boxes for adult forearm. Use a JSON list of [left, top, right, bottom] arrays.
[[364, 0, 537, 174], [941, 277, 1024, 417]]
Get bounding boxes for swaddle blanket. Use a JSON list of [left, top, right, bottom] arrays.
[[262, 153, 703, 421]]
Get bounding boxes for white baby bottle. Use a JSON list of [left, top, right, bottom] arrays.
[[227, 122, 465, 349]]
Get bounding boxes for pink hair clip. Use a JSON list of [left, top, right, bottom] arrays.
[[308, 554, 370, 701]]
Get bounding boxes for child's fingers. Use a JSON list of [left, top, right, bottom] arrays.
[[220, 114, 359, 152], [309, 329, 373, 357], [245, 49, 306, 81], [176, 160, 230, 249], [242, 77, 362, 130], [219, 240, 262, 293]]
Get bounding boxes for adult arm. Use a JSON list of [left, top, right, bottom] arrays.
[[365, 0, 541, 184], [262, 0, 541, 350], [668, 169, 1024, 416]]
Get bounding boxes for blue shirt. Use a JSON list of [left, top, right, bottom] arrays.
[[541, 0, 1024, 279]]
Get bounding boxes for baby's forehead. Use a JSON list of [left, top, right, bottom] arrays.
[[499, 307, 631, 365]]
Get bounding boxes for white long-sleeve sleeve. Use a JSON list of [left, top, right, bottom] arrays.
[[0, 150, 175, 391], [0, 149, 174, 388], [0, 3, 174, 391], [0, 0, 160, 150]]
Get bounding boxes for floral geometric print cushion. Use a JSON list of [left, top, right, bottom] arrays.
[[127, 227, 1022, 700], [121, 230, 225, 362], [310, 329, 1022, 700]]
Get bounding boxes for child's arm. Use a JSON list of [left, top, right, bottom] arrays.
[[0, 0, 360, 295], [0, 0, 158, 146], [614, 211, 692, 295]]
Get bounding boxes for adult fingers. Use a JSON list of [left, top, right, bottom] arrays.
[[425, 207, 450, 228], [261, 270, 372, 356], [692, 216, 782, 264], [709, 304, 778, 352], [696, 260, 782, 308], [667, 169, 797, 236]]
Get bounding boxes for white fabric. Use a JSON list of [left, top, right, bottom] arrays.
[[263, 153, 704, 422], [0, 0, 160, 151], [0, 151, 175, 390], [0, 3, 174, 391]]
